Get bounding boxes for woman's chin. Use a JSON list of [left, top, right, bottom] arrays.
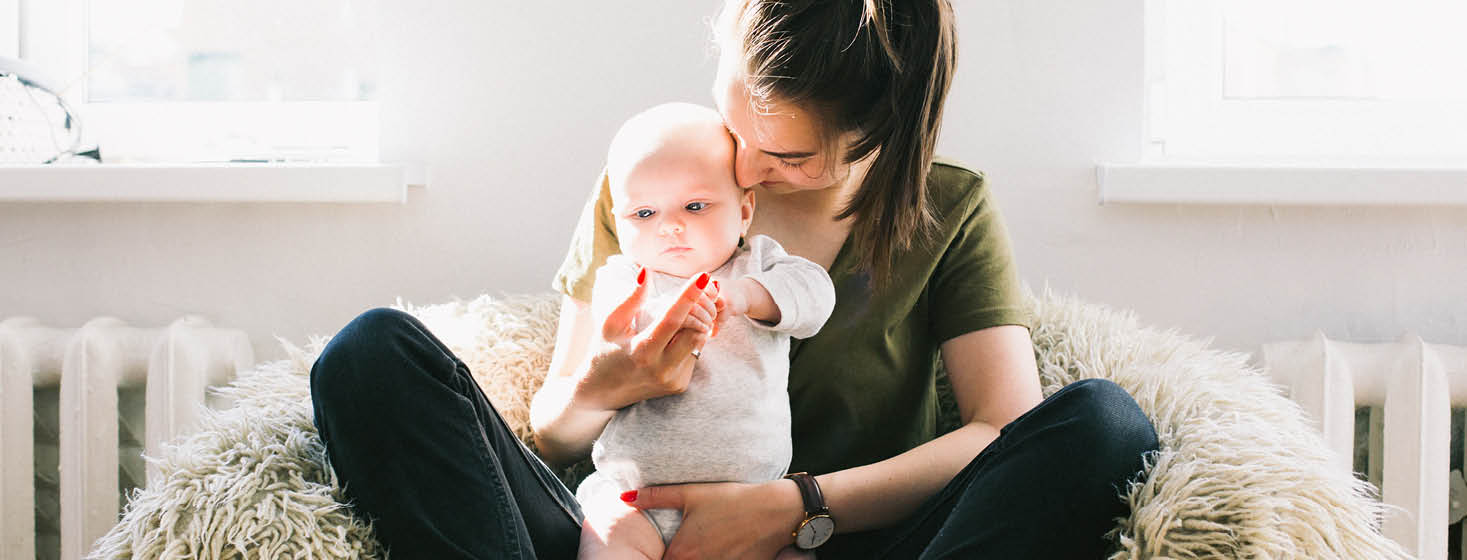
[[758, 182, 798, 195]]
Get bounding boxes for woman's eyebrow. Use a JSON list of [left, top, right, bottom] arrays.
[[761, 149, 816, 158]]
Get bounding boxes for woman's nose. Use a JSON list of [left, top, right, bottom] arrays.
[[733, 146, 768, 188]]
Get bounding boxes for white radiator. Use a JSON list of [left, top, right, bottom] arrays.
[[1265, 332, 1467, 560], [1, 316, 253, 560]]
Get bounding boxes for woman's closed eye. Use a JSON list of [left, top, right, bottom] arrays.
[[777, 158, 809, 169]]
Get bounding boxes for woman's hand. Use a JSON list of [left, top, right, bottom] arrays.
[[582, 269, 722, 411], [622, 479, 806, 560], [531, 269, 722, 465]]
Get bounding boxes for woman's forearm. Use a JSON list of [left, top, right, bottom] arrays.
[[810, 325, 1043, 528], [816, 420, 1001, 532], [531, 378, 616, 466], [529, 372, 616, 467], [531, 296, 616, 467]]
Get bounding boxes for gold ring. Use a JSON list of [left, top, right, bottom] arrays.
[[691, 349, 702, 359]]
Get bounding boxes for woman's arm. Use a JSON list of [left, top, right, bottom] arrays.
[[815, 324, 1042, 530], [627, 324, 1043, 558], [530, 296, 617, 467]]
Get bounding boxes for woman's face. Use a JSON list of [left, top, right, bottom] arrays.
[[712, 61, 853, 194]]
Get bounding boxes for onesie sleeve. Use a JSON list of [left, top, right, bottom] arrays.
[[551, 170, 620, 303], [741, 235, 836, 339]]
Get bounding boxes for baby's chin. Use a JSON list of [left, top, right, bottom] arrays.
[[649, 260, 716, 279], [643, 251, 735, 279]]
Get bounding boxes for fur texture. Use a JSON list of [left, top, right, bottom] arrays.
[[88, 291, 1411, 559], [1027, 292, 1411, 559]]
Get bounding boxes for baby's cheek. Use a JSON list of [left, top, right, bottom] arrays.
[[618, 232, 655, 263]]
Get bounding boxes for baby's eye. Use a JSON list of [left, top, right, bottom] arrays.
[[634, 209, 655, 219], [685, 202, 707, 212]]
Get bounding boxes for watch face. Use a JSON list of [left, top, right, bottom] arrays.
[[795, 515, 835, 549]]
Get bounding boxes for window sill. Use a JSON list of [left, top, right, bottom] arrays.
[[1096, 162, 1467, 207], [0, 162, 426, 203]]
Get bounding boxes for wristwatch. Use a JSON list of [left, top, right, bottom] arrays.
[[784, 472, 835, 550]]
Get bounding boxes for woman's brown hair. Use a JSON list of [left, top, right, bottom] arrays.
[[716, 0, 957, 288]]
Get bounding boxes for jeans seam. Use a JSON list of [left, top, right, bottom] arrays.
[[454, 360, 584, 526], [459, 390, 529, 559], [511, 428, 584, 524]]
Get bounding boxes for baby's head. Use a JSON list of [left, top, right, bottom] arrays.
[[607, 102, 752, 278]]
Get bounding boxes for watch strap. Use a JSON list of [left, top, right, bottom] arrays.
[[784, 472, 829, 515]]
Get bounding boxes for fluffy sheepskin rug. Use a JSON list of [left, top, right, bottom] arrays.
[[88, 291, 1410, 559], [1027, 293, 1411, 559]]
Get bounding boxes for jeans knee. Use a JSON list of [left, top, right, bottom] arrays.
[[311, 307, 421, 393], [345, 307, 419, 340], [1057, 379, 1159, 479]]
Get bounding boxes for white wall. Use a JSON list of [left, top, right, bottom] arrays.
[[2, 0, 1464, 364]]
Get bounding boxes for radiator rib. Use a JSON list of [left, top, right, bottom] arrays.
[[1265, 333, 1467, 560], [0, 316, 251, 560]]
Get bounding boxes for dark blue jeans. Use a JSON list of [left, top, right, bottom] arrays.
[[310, 308, 1159, 559]]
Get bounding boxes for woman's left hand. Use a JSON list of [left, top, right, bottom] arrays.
[[624, 479, 805, 560]]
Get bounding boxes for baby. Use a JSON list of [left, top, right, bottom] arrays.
[[575, 102, 835, 559]]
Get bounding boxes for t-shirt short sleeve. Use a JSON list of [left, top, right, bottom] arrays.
[[551, 170, 620, 302], [925, 164, 1033, 342]]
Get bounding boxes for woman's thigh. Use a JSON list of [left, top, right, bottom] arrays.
[[872, 378, 1159, 559], [310, 307, 583, 560]]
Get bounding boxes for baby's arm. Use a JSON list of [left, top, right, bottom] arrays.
[[721, 277, 780, 324], [737, 235, 837, 339]]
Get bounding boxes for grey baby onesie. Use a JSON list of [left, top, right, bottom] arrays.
[[576, 234, 835, 544]]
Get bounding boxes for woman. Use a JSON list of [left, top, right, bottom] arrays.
[[310, 1, 1159, 558]]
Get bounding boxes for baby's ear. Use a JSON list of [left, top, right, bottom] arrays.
[[741, 188, 756, 225]]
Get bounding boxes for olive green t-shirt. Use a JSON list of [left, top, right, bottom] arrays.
[[551, 158, 1032, 477]]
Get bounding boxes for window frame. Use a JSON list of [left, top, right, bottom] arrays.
[[1098, 0, 1467, 207], [1147, 0, 1467, 162], [1, 0, 18, 57], [14, 0, 380, 164]]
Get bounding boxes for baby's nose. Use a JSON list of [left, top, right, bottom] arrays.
[[660, 219, 684, 235]]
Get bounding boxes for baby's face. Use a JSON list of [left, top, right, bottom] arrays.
[[611, 141, 750, 278]]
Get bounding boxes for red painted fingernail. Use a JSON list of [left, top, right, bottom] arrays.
[[696, 273, 710, 289], [620, 490, 638, 502], [637, 267, 647, 285], [712, 279, 720, 291]]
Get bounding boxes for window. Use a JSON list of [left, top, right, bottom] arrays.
[[1148, 0, 1467, 162], [15, 0, 380, 163]]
